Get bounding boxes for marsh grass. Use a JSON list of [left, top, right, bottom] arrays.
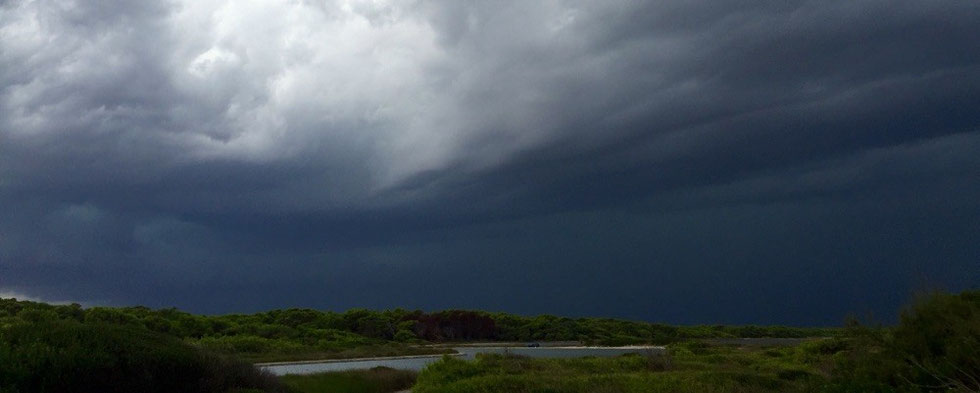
[[280, 367, 416, 393]]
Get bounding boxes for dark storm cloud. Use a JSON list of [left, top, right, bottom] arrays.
[[1, 0, 978, 323]]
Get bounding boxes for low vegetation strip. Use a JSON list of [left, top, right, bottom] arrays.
[[0, 297, 839, 367], [0, 289, 976, 392]]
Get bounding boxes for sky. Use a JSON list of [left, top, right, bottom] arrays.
[[1, 0, 978, 326]]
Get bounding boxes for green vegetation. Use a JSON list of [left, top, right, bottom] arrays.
[[825, 290, 980, 392], [281, 367, 415, 393], [0, 299, 838, 364], [0, 319, 283, 393], [0, 297, 838, 393], [1, 289, 975, 392], [414, 289, 980, 393], [487, 313, 838, 345], [412, 343, 835, 393], [893, 290, 980, 391]]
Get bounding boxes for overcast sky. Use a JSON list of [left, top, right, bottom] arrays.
[[1, 0, 978, 325]]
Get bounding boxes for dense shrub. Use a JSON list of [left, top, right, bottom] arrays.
[[892, 290, 979, 392], [826, 290, 979, 393], [0, 296, 840, 366], [0, 320, 283, 393]]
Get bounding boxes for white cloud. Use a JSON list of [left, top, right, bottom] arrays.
[[1, 0, 666, 203]]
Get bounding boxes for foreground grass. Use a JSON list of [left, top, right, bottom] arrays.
[[412, 339, 843, 393], [280, 367, 415, 393]]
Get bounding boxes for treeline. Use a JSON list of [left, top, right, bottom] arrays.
[[0, 300, 838, 355]]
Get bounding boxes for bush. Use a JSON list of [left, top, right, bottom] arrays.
[[828, 289, 979, 392], [0, 320, 283, 393], [891, 290, 980, 392]]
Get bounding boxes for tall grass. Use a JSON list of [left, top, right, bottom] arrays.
[[280, 367, 416, 393]]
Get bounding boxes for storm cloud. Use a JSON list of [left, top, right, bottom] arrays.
[[1, 0, 978, 324]]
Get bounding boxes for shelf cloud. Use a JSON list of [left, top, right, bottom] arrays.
[[2, 0, 978, 324]]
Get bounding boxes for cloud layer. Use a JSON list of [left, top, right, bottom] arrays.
[[2, 0, 979, 324]]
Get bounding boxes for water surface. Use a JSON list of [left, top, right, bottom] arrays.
[[261, 346, 665, 375]]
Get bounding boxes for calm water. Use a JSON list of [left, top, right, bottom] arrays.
[[260, 346, 665, 375]]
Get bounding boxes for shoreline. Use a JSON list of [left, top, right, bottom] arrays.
[[255, 345, 666, 367], [254, 353, 464, 367]]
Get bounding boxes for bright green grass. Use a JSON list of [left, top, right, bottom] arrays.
[[280, 367, 416, 393]]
